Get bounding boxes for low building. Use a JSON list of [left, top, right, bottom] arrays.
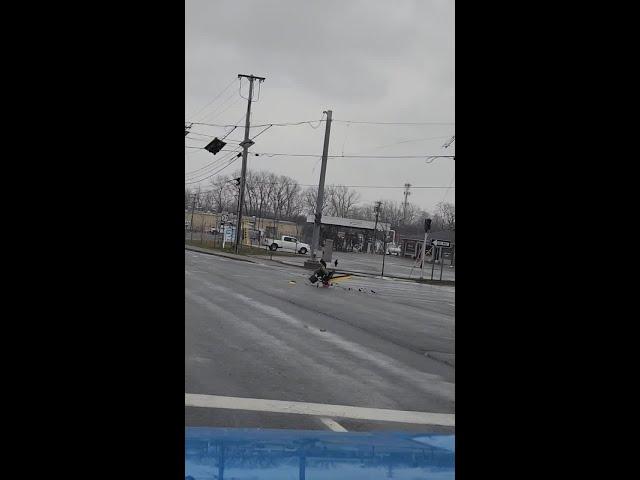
[[400, 230, 455, 263], [185, 211, 301, 245], [304, 215, 391, 253]]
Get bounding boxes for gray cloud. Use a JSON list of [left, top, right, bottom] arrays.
[[186, 0, 454, 211]]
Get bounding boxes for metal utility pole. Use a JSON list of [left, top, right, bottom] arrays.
[[190, 191, 198, 243], [234, 74, 265, 254], [309, 110, 333, 264], [372, 201, 382, 254], [402, 183, 411, 224], [381, 223, 389, 277], [420, 218, 432, 280]]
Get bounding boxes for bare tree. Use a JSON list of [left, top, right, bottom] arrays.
[[303, 186, 331, 215], [281, 178, 302, 219], [208, 176, 235, 213], [327, 185, 360, 217], [435, 201, 455, 230]]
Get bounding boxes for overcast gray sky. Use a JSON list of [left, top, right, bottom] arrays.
[[185, 0, 454, 212]]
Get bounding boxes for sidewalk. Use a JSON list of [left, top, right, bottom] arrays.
[[249, 253, 455, 285], [185, 245, 259, 263], [185, 245, 455, 285]]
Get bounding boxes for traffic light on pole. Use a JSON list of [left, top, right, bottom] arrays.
[[425, 218, 432, 232], [204, 137, 227, 155]]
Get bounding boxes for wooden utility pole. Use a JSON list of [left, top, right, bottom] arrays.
[[234, 74, 265, 253]]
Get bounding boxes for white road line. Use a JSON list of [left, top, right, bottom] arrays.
[[319, 417, 348, 432], [185, 393, 455, 427]]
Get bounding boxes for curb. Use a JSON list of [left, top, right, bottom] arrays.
[[257, 258, 455, 286], [185, 246, 258, 264]]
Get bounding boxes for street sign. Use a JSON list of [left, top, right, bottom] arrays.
[[432, 240, 451, 247]]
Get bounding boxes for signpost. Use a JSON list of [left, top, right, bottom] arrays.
[[420, 218, 432, 280], [432, 240, 451, 248], [223, 224, 234, 249]]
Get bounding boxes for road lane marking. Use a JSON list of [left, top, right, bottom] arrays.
[[319, 417, 348, 432], [185, 393, 455, 426]]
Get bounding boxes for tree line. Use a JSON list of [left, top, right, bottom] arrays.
[[185, 169, 454, 235]]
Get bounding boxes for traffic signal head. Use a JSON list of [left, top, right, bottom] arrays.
[[204, 137, 227, 155], [425, 218, 432, 232]]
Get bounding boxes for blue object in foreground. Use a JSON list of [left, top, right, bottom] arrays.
[[186, 427, 454, 479]]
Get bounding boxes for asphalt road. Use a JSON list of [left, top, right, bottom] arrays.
[[185, 250, 455, 433], [279, 250, 456, 281], [186, 232, 454, 281]]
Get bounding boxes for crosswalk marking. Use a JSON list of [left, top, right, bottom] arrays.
[[185, 393, 455, 426]]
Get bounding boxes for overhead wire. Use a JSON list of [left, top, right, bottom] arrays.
[[185, 147, 454, 159], [333, 120, 455, 126], [197, 88, 239, 122], [184, 155, 241, 185], [185, 148, 242, 179], [185, 118, 454, 128], [187, 183, 456, 194], [189, 77, 238, 121], [202, 95, 244, 124]]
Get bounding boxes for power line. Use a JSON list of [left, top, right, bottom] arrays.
[[196, 88, 239, 122], [192, 149, 455, 159], [185, 118, 454, 128], [201, 95, 244, 124], [250, 124, 273, 140], [185, 119, 325, 128], [184, 155, 241, 185], [301, 184, 455, 189], [185, 148, 242, 178], [185, 146, 454, 159], [189, 77, 238, 121], [333, 120, 455, 126], [186, 129, 242, 144], [254, 152, 455, 159], [187, 182, 456, 193]]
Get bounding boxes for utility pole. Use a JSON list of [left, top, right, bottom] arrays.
[[402, 183, 411, 224], [381, 221, 389, 278], [420, 218, 432, 280], [234, 74, 265, 254], [372, 201, 382, 254], [308, 110, 333, 265], [190, 191, 199, 243]]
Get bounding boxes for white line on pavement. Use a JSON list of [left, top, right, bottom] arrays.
[[185, 393, 455, 427], [319, 417, 348, 432]]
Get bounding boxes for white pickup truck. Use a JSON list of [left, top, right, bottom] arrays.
[[386, 243, 401, 255], [264, 235, 310, 254]]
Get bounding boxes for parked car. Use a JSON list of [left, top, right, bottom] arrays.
[[386, 243, 401, 255], [263, 235, 310, 254]]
